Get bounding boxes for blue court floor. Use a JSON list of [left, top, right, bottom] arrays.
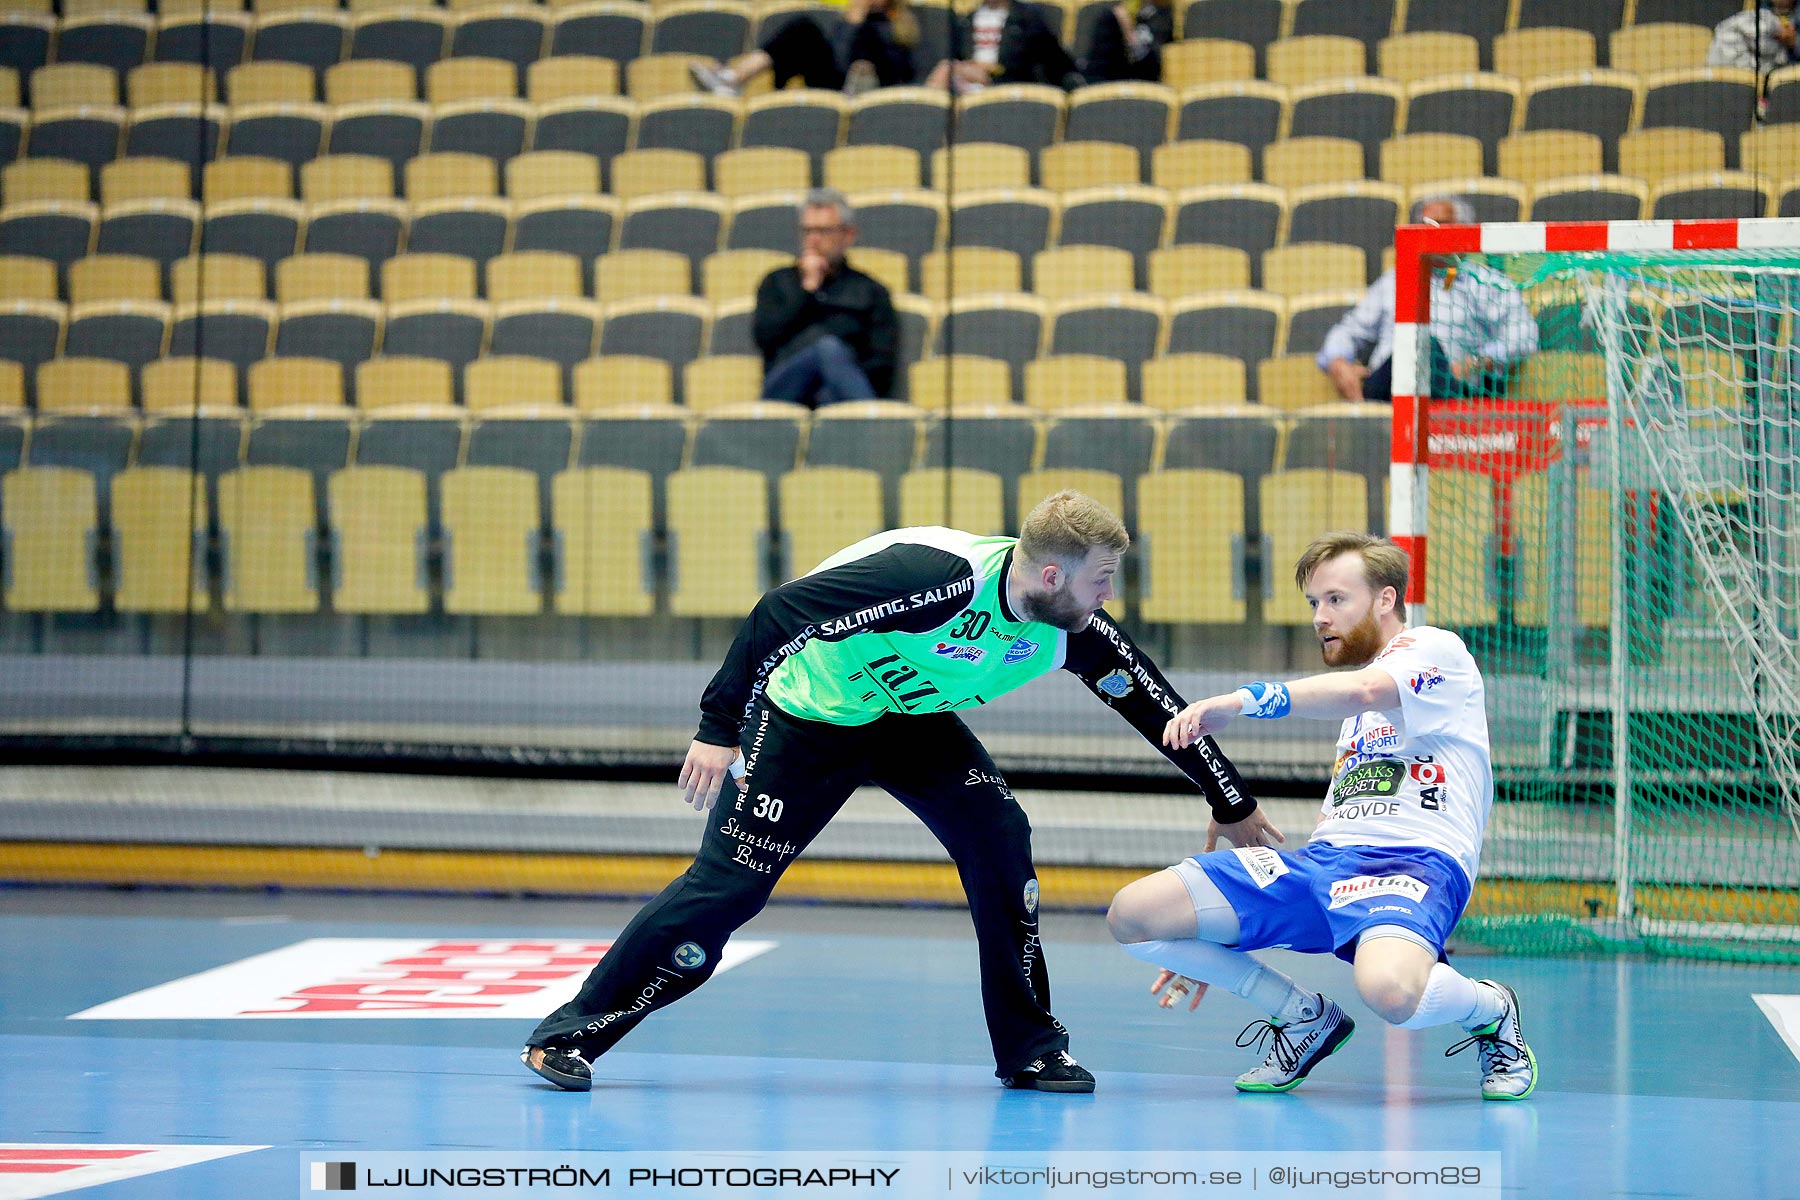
[[1, 888, 1797, 1199]]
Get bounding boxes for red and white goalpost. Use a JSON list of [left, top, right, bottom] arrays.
[[1386, 216, 1800, 958]]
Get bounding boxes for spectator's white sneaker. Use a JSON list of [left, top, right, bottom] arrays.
[[843, 60, 878, 97], [1445, 980, 1537, 1101], [689, 62, 740, 96], [1233, 994, 1355, 1093]]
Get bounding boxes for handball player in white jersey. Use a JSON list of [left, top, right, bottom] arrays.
[[1106, 531, 1537, 1099]]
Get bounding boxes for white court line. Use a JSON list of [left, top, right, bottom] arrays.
[[1752, 994, 1800, 1067]]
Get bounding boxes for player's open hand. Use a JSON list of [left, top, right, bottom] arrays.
[[1205, 809, 1284, 853], [1163, 695, 1238, 748], [678, 740, 745, 811], [1151, 969, 1207, 1011]]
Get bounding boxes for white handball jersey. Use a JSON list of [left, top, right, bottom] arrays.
[[1312, 625, 1494, 881]]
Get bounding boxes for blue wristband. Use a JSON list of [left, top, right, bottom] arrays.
[[1235, 682, 1291, 719]]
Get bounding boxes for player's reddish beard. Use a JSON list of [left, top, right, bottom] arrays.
[[1017, 581, 1096, 632], [1319, 603, 1386, 667]]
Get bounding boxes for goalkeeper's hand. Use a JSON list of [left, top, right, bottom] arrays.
[[1151, 969, 1207, 1012]]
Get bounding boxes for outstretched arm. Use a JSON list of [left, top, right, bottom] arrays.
[[1163, 665, 1400, 748], [1063, 614, 1277, 844]]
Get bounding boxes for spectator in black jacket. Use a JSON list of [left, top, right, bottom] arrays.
[[1079, 0, 1172, 83], [753, 189, 898, 407], [691, 0, 920, 95], [925, 0, 1083, 92]]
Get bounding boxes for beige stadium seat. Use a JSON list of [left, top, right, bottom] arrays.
[[526, 55, 620, 103], [898, 466, 1004, 534], [1511, 468, 1610, 628], [203, 156, 293, 203], [68, 254, 163, 305], [824, 144, 921, 193], [713, 146, 809, 197], [666, 464, 768, 616], [380, 251, 478, 303], [1262, 136, 1365, 189], [683, 354, 764, 411], [595, 247, 691, 303], [142, 355, 239, 410], [1498, 129, 1604, 188], [778, 465, 883, 580], [551, 465, 655, 616], [906, 354, 1012, 408], [169, 251, 264, 305], [1261, 242, 1365, 299], [404, 151, 500, 202], [1038, 140, 1140, 192], [326, 464, 431, 613], [111, 466, 209, 613], [355, 355, 455, 410], [1147, 244, 1251, 298], [1265, 35, 1365, 88], [38, 356, 133, 411], [919, 246, 1022, 301], [216, 465, 321, 613], [1424, 466, 1498, 626], [701, 248, 787, 304], [1, 466, 101, 611], [1256, 353, 1342, 411], [1136, 468, 1246, 622], [248, 356, 344, 409], [0, 255, 58, 302], [1380, 133, 1483, 189], [99, 157, 191, 205], [1030, 245, 1134, 302], [1024, 353, 1129, 410], [609, 148, 706, 200], [1493, 27, 1596, 82], [464, 354, 564, 409], [1141, 352, 1247, 409], [274, 253, 371, 303], [1160, 38, 1256, 90], [1150, 139, 1252, 190], [505, 150, 602, 201], [440, 465, 543, 615], [931, 142, 1032, 192], [1376, 31, 1479, 83], [573, 354, 675, 409], [1618, 127, 1726, 188], [1259, 468, 1368, 623], [487, 250, 583, 304]]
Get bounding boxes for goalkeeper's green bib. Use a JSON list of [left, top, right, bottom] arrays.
[[764, 529, 1064, 724]]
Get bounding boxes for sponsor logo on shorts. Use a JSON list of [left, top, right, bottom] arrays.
[[1004, 638, 1039, 664], [1232, 846, 1288, 888], [1023, 878, 1039, 914], [671, 942, 707, 970], [934, 642, 985, 662], [1409, 666, 1445, 694], [1328, 875, 1430, 910], [1096, 669, 1133, 698]]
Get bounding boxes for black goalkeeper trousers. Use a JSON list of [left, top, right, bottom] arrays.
[[527, 701, 1069, 1077]]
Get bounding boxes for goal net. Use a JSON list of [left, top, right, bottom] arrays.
[[1392, 218, 1800, 963]]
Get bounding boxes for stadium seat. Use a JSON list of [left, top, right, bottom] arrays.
[[1259, 467, 1368, 622], [551, 464, 655, 616], [666, 463, 768, 617], [778, 465, 883, 580], [440, 464, 543, 615], [1, 465, 101, 612], [110, 465, 208, 613], [1136, 468, 1246, 623]]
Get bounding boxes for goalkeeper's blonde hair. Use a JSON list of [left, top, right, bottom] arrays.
[[1295, 531, 1408, 618], [1018, 490, 1129, 567]]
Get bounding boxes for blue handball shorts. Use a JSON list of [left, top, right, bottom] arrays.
[[1194, 841, 1472, 963]]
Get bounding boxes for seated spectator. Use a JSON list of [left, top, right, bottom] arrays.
[[1316, 195, 1538, 403], [753, 189, 898, 408], [925, 0, 1084, 93], [1706, 0, 1797, 72], [1079, 0, 1173, 84], [691, 0, 920, 96]]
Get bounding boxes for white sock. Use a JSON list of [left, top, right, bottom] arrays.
[[1121, 940, 1318, 1024], [1397, 963, 1505, 1030]]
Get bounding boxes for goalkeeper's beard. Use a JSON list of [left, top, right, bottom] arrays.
[[1017, 583, 1096, 632]]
